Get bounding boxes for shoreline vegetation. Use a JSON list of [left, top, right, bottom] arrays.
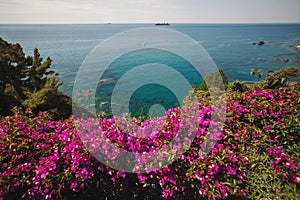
[[0, 38, 300, 199], [0, 38, 91, 120]]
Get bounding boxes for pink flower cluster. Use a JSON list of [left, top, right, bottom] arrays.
[[267, 146, 300, 184]]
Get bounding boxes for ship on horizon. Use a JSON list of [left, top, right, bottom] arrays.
[[155, 23, 170, 26]]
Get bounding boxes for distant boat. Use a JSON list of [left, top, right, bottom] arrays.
[[106, 22, 112, 25], [155, 23, 170, 26]]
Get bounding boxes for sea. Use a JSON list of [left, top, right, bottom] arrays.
[[0, 23, 300, 117]]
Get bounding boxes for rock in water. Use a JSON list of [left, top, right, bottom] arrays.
[[257, 41, 265, 45], [283, 59, 290, 63]]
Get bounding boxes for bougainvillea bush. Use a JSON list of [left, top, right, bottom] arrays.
[[1, 83, 299, 199], [224, 83, 300, 199]]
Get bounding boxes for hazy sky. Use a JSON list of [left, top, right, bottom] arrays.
[[0, 0, 299, 24]]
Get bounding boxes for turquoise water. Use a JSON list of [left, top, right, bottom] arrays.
[[1, 24, 300, 116], [94, 48, 201, 116]]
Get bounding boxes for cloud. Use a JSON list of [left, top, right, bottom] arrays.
[[0, 0, 299, 23]]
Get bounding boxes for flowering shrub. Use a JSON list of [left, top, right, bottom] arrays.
[[0, 108, 120, 199], [1, 109, 89, 199], [231, 84, 299, 184], [0, 83, 299, 199], [223, 83, 300, 199]]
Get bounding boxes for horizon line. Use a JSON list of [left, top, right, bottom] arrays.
[[1, 22, 300, 25]]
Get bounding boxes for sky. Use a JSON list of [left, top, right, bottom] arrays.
[[0, 0, 299, 24]]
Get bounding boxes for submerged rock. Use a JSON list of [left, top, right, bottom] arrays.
[[99, 78, 113, 83], [100, 101, 109, 109]]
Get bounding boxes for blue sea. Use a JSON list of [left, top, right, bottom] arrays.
[[1, 24, 300, 116]]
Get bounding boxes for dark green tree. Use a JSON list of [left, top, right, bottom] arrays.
[[0, 38, 73, 119], [0, 38, 31, 115], [28, 48, 52, 91]]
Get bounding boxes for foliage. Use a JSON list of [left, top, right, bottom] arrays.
[[251, 66, 300, 89], [227, 80, 249, 93], [0, 38, 72, 119], [245, 151, 300, 200], [198, 69, 229, 91], [0, 38, 30, 115]]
